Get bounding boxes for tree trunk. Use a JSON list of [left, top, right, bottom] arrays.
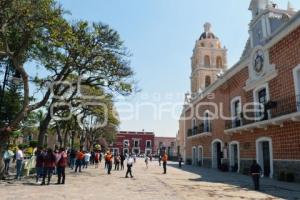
[[38, 111, 52, 147], [55, 122, 63, 148], [63, 130, 68, 148]]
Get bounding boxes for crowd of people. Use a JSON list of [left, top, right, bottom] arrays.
[[2, 145, 170, 186]]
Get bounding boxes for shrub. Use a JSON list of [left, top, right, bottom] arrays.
[[278, 171, 286, 181], [286, 173, 295, 182], [186, 159, 192, 165], [220, 163, 229, 172]]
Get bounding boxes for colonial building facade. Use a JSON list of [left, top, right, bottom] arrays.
[[178, 0, 300, 182], [109, 131, 155, 155], [154, 136, 176, 157]]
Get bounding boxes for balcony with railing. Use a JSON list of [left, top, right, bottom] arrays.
[[187, 122, 212, 138], [225, 95, 300, 133]]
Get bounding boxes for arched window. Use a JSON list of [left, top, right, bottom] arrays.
[[203, 111, 211, 132], [216, 56, 222, 68], [204, 55, 210, 67], [205, 76, 211, 87]]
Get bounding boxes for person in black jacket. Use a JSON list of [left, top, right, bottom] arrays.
[[250, 160, 262, 190]]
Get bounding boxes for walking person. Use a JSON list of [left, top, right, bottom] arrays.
[[114, 154, 120, 170], [162, 152, 168, 174], [105, 151, 113, 174], [35, 147, 45, 184], [178, 154, 183, 168], [56, 148, 67, 184], [158, 155, 162, 166], [3, 146, 14, 174], [41, 148, 56, 185], [250, 160, 262, 191], [120, 154, 125, 170], [69, 149, 76, 170], [145, 155, 149, 168], [75, 149, 84, 173], [15, 146, 24, 180], [125, 155, 134, 178]]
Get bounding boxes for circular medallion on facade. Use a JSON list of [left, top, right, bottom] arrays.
[[253, 49, 264, 74]]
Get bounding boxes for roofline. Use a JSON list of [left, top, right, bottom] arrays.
[[183, 10, 300, 113]]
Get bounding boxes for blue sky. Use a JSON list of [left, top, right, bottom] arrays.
[[59, 0, 300, 137]]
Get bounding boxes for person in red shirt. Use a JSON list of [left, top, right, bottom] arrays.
[[75, 149, 84, 173], [56, 148, 67, 184], [41, 148, 56, 185]]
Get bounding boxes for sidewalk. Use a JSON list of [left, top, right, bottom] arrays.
[[167, 162, 300, 200]]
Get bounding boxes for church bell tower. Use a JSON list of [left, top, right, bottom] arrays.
[[190, 23, 227, 96]]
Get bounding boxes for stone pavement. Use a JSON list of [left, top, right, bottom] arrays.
[[0, 159, 299, 200]]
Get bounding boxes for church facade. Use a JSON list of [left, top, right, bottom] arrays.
[[178, 0, 300, 182]]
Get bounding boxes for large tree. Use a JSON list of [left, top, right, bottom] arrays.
[[0, 0, 69, 178], [36, 21, 133, 146], [0, 0, 134, 178]]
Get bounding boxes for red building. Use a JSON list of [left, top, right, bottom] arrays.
[[178, 1, 300, 182], [110, 131, 155, 155]]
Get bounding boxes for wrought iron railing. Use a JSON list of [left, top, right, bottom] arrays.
[[187, 122, 212, 137], [225, 95, 299, 129]]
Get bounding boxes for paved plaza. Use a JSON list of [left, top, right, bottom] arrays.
[[0, 159, 300, 200]]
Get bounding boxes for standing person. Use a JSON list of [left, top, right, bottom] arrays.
[[133, 154, 136, 163], [35, 147, 45, 183], [69, 149, 76, 170], [250, 160, 262, 191], [3, 146, 14, 174], [99, 152, 103, 163], [41, 148, 56, 185], [105, 151, 113, 174], [162, 153, 168, 174], [15, 146, 24, 180], [149, 154, 153, 162], [75, 149, 84, 173], [114, 154, 120, 171], [94, 151, 100, 168], [90, 151, 95, 165], [84, 151, 91, 168], [158, 155, 162, 166], [178, 154, 183, 168], [125, 154, 134, 178], [120, 154, 125, 170], [56, 148, 67, 184], [145, 155, 149, 168]]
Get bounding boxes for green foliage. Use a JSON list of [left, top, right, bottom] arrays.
[[29, 140, 38, 148], [18, 143, 29, 149]]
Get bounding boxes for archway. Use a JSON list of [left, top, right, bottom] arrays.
[[256, 137, 273, 178], [229, 141, 240, 172], [211, 139, 223, 169]]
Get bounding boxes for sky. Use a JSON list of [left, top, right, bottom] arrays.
[[58, 0, 300, 137]]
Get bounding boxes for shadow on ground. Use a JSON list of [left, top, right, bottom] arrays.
[[167, 162, 300, 200]]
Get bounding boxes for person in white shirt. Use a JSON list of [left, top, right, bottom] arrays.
[[15, 147, 24, 180], [84, 151, 91, 168], [3, 147, 14, 174], [125, 155, 134, 178]]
